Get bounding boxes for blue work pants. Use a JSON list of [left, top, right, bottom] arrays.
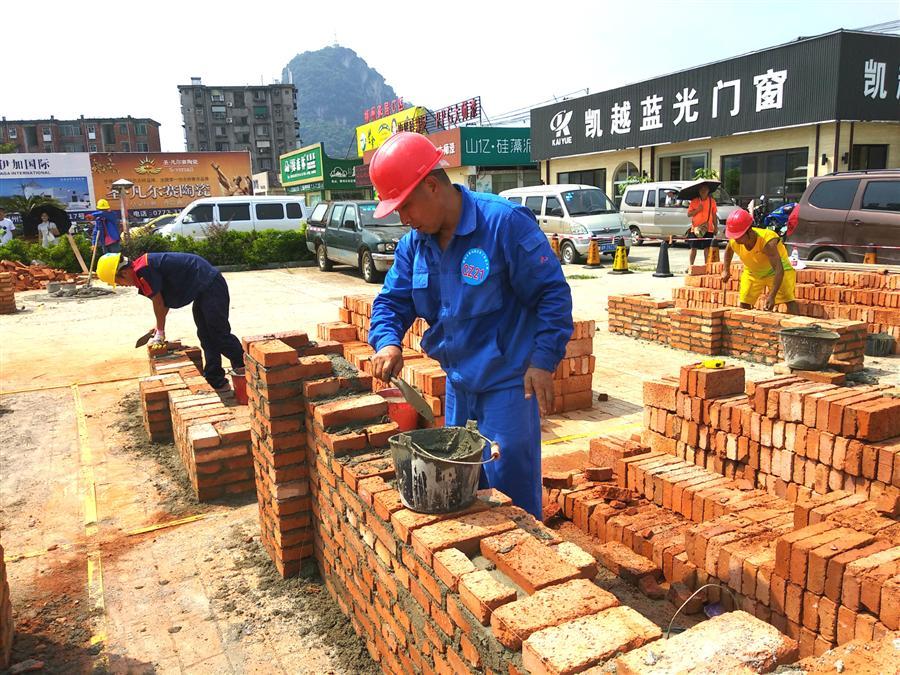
[[191, 274, 244, 387]]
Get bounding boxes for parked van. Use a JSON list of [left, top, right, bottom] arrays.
[[619, 181, 738, 245], [499, 184, 629, 264], [157, 196, 312, 239]]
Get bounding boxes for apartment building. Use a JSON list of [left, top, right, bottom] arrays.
[[0, 116, 161, 153]]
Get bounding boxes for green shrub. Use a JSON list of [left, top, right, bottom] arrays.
[[0, 234, 93, 273]]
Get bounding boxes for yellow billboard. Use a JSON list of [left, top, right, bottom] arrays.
[[355, 107, 427, 157]]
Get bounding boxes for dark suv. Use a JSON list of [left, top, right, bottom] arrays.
[[305, 200, 409, 283], [793, 170, 900, 264]]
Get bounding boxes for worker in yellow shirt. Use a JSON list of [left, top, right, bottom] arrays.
[[721, 209, 799, 314]]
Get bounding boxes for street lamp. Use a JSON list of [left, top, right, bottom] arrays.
[[111, 178, 134, 239]]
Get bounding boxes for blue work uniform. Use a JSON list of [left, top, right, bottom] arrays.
[[90, 210, 121, 253], [368, 186, 573, 518], [133, 252, 243, 388]]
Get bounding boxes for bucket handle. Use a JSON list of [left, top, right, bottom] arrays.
[[407, 431, 501, 466]]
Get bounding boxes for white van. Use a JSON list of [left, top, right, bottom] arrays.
[[499, 184, 629, 264], [157, 195, 312, 239], [619, 181, 738, 245]]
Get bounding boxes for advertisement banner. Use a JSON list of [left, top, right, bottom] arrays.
[[280, 145, 323, 185], [460, 128, 533, 166], [355, 107, 427, 156], [0, 153, 95, 211], [90, 151, 252, 219]]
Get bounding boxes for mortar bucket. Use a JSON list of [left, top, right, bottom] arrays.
[[388, 421, 500, 514], [231, 371, 248, 405], [778, 324, 841, 371], [378, 387, 418, 431]]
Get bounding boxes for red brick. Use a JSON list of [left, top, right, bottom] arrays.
[[880, 575, 900, 630], [851, 398, 900, 441], [313, 394, 387, 428], [524, 606, 661, 675], [432, 548, 476, 593], [410, 509, 517, 566], [249, 339, 298, 367], [457, 570, 516, 625], [807, 531, 874, 595], [825, 540, 893, 602], [480, 529, 580, 594]]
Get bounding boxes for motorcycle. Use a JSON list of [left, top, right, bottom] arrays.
[[764, 202, 798, 239]]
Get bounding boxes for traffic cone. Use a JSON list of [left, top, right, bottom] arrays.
[[863, 246, 877, 264], [707, 243, 720, 264], [653, 239, 674, 278], [608, 236, 633, 275], [582, 237, 603, 268], [550, 233, 561, 260]]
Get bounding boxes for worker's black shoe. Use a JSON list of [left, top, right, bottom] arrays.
[[211, 380, 231, 393]]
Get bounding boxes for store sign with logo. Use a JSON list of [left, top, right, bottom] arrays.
[[433, 97, 481, 130], [531, 31, 900, 160], [324, 157, 361, 189], [280, 145, 323, 184], [460, 127, 533, 166], [363, 97, 405, 123], [355, 107, 428, 157]]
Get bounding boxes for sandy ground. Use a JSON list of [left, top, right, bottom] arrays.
[[1, 253, 897, 674]]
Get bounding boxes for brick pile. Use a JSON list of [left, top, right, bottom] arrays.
[[0, 536, 12, 670], [609, 293, 868, 369], [544, 363, 900, 658], [676, 263, 900, 354], [338, 294, 596, 415], [0, 272, 15, 314], [0, 259, 78, 291]]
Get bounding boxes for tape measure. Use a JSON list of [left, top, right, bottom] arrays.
[[702, 359, 725, 369]]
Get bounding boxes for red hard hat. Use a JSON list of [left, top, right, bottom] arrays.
[[370, 132, 443, 218], [725, 208, 753, 239], [787, 204, 799, 236]]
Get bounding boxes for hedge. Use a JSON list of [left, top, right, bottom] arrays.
[[0, 227, 312, 273]]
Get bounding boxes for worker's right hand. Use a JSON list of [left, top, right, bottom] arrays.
[[372, 345, 403, 383], [720, 270, 730, 284], [149, 329, 165, 345]]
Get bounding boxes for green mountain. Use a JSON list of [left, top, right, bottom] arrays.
[[282, 45, 400, 159]]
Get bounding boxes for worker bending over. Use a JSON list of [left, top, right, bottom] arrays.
[[366, 132, 574, 519], [722, 209, 799, 314], [97, 252, 245, 391]]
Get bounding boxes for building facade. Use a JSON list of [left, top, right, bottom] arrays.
[[280, 143, 367, 204], [0, 116, 160, 154], [529, 30, 900, 207], [179, 78, 299, 181]]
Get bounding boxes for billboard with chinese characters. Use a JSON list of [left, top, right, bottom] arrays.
[[355, 107, 428, 157], [280, 143, 362, 191], [90, 151, 252, 219], [0, 153, 95, 211], [530, 31, 900, 160], [460, 127, 532, 166]]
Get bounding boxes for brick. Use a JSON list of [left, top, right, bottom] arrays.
[[552, 541, 598, 579], [313, 394, 388, 429], [852, 398, 900, 441], [825, 540, 893, 602], [524, 606, 661, 675], [807, 531, 874, 595], [432, 548, 475, 593], [595, 541, 660, 583], [843, 546, 900, 613], [880, 575, 900, 630], [410, 509, 517, 566], [490, 578, 619, 650], [457, 569, 516, 625], [480, 530, 581, 594], [249, 339, 298, 367], [615, 610, 798, 674], [789, 528, 853, 587]]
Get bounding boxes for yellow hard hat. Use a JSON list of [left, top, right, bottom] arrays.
[[97, 198, 110, 210], [97, 252, 122, 287]]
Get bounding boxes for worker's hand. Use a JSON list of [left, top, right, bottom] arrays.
[[524, 367, 554, 417], [372, 345, 403, 383], [764, 294, 776, 312], [721, 270, 730, 284], [149, 329, 165, 345]]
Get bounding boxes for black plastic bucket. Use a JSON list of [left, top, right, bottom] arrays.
[[388, 421, 499, 514], [778, 324, 841, 371]]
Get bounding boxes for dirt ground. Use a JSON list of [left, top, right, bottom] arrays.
[[1, 263, 897, 674]]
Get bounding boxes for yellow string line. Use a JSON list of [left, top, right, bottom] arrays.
[[1, 375, 141, 397]]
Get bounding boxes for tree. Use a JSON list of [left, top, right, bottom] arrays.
[[693, 167, 720, 180], [0, 194, 66, 216], [0, 142, 17, 153]]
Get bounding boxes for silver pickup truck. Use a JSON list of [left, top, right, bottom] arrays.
[[305, 200, 409, 283]]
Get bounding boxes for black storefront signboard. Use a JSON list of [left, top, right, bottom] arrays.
[[530, 31, 900, 161]]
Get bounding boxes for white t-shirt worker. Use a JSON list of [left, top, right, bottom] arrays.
[[0, 211, 15, 245]]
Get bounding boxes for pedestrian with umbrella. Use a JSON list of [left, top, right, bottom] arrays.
[[22, 205, 89, 273], [678, 179, 719, 266]]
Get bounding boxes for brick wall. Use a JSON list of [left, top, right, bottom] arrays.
[[339, 295, 596, 415], [609, 294, 868, 369], [0, 536, 12, 670], [0, 272, 15, 314], [543, 364, 899, 658]]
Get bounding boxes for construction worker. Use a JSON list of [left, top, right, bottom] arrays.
[[366, 132, 574, 520], [96, 251, 245, 391], [91, 199, 122, 254], [722, 209, 799, 315]]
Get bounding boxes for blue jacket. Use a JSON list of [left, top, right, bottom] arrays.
[[90, 210, 121, 246], [133, 252, 219, 309], [369, 186, 573, 393]]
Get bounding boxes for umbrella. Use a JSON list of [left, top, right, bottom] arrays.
[[23, 204, 73, 237], [677, 179, 722, 201]]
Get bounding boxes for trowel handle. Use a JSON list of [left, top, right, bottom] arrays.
[[488, 442, 500, 460]]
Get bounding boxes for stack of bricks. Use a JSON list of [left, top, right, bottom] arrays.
[[676, 263, 900, 354], [0, 272, 15, 314], [241, 329, 346, 578], [335, 294, 596, 416], [609, 292, 868, 369], [0, 260, 78, 291], [0, 535, 12, 670]]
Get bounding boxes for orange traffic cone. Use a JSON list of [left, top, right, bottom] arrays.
[[583, 237, 603, 268], [863, 246, 877, 264], [550, 233, 561, 260]]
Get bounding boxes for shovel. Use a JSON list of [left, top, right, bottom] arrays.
[[135, 329, 155, 348], [391, 376, 435, 424]]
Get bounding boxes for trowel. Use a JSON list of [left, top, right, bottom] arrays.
[[134, 329, 155, 348], [391, 376, 435, 424]]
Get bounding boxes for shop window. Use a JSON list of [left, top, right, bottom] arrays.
[[658, 153, 708, 181], [851, 145, 888, 170], [861, 181, 900, 211], [721, 147, 808, 207], [557, 168, 606, 190], [612, 162, 640, 206], [808, 179, 860, 210]]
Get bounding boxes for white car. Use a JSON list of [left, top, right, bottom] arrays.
[[157, 196, 312, 239]]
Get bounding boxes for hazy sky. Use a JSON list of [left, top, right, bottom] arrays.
[[6, 0, 898, 152]]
